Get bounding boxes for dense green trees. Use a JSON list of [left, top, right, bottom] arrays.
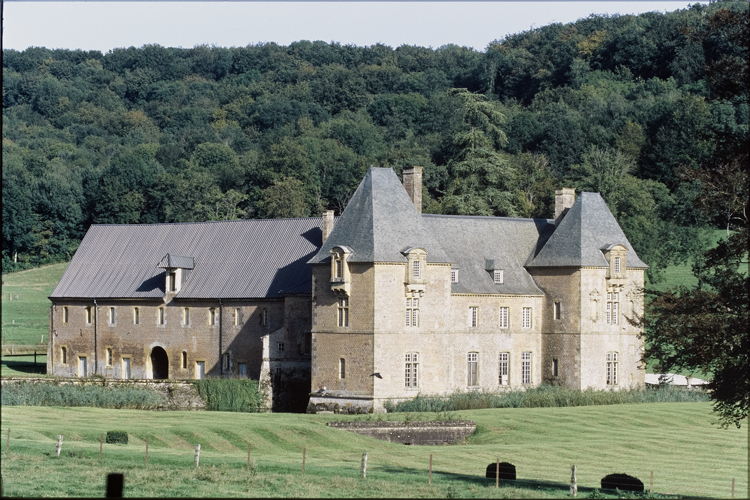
[[3, 1, 747, 285]]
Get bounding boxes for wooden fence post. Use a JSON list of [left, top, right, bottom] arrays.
[[495, 457, 500, 488], [145, 438, 149, 465], [570, 465, 577, 497], [429, 454, 432, 485], [247, 444, 251, 472], [731, 478, 735, 498], [650, 471, 653, 493], [302, 447, 306, 475], [99, 433, 103, 460], [194, 444, 201, 467], [5, 428, 9, 453], [55, 435, 63, 457], [360, 452, 368, 478]]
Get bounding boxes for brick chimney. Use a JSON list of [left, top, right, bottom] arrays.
[[321, 210, 335, 242], [555, 188, 576, 223], [402, 166, 423, 213]]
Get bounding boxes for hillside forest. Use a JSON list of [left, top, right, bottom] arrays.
[[2, 1, 747, 283]]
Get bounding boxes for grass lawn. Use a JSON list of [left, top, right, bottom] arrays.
[[1, 403, 746, 498]]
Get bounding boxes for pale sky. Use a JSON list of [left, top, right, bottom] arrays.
[[3, 1, 704, 53]]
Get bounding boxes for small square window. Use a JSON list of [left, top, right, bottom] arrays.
[[278, 342, 285, 353]]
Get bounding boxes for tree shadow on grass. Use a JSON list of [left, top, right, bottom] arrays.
[[1, 358, 47, 375]]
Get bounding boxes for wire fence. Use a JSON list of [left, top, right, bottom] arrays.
[[2, 429, 745, 499]]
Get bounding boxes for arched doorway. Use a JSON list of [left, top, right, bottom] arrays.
[[150, 347, 169, 379]]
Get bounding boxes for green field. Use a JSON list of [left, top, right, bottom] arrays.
[[1, 404, 746, 498]]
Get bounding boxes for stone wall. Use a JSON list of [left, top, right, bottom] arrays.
[[326, 420, 476, 445]]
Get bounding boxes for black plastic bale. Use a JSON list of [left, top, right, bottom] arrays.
[[485, 462, 516, 480], [601, 473, 644, 492]]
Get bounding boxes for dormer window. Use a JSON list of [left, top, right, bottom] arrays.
[[413, 260, 421, 280], [330, 245, 353, 295], [486, 260, 504, 286], [157, 253, 195, 295], [451, 269, 458, 283], [603, 244, 627, 283], [493, 270, 504, 285], [402, 247, 427, 294], [614, 257, 621, 274], [167, 272, 176, 292]]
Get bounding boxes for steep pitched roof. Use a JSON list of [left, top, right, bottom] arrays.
[[50, 218, 323, 299], [308, 167, 450, 264], [423, 215, 554, 295], [157, 253, 195, 269], [527, 192, 647, 268]]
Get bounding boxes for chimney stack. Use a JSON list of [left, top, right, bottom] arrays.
[[555, 188, 576, 223], [321, 210, 335, 242], [402, 166, 423, 213]]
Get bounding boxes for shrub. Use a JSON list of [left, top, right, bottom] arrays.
[[105, 431, 128, 444], [193, 379, 263, 412], [0, 382, 165, 409]]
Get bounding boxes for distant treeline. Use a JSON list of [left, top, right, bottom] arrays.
[[3, 1, 747, 281]]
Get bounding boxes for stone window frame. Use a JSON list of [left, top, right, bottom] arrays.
[[521, 351, 532, 384], [60, 345, 68, 365], [338, 297, 349, 328], [85, 306, 92, 325], [498, 352, 510, 386], [405, 352, 419, 389], [182, 307, 191, 327], [105, 347, 114, 366], [606, 289, 621, 325], [108, 306, 116, 326], [181, 351, 188, 370], [121, 356, 132, 380], [62, 306, 69, 324], [405, 297, 420, 327], [77, 355, 88, 377], [450, 269, 459, 283], [208, 308, 217, 326], [238, 362, 248, 378], [234, 308, 241, 326], [493, 270, 504, 285], [553, 301, 561, 320], [339, 357, 346, 379], [499, 307, 509, 329], [521, 307, 532, 329], [223, 352, 231, 373], [330, 245, 353, 295], [606, 351, 618, 385], [133, 307, 140, 325], [167, 271, 177, 292], [469, 306, 478, 328], [552, 358, 559, 377], [603, 244, 628, 280], [467, 352, 479, 387], [261, 308, 269, 327], [195, 359, 206, 380], [278, 342, 285, 353], [402, 247, 428, 286], [157, 307, 166, 326]]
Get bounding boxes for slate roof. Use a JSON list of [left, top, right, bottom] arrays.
[[308, 167, 450, 264], [527, 192, 647, 268], [423, 215, 554, 295], [50, 218, 323, 299]]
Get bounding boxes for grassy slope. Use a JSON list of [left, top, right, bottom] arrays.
[[1, 404, 746, 498]]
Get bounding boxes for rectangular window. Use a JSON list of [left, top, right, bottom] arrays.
[[133, 307, 140, 325], [553, 358, 559, 377], [106, 348, 113, 366], [606, 352, 618, 385], [339, 358, 346, 379], [238, 363, 247, 377], [522, 307, 532, 328], [182, 351, 187, 369], [521, 352, 532, 384], [406, 298, 419, 327], [109, 307, 116, 325], [63, 307, 69, 324], [493, 270, 503, 284], [278, 342, 285, 352], [470, 307, 478, 328], [262, 309, 268, 327], [499, 307, 509, 329], [158, 307, 165, 325], [223, 353, 230, 372], [338, 297, 349, 327], [450, 269, 458, 283], [467, 352, 478, 386], [85, 307, 92, 325], [607, 292, 619, 325], [61, 346, 67, 365], [614, 257, 621, 274], [498, 352, 509, 385], [122, 357, 131, 380], [335, 259, 343, 279], [183, 307, 190, 325], [78, 356, 87, 377], [195, 360, 205, 380], [234, 308, 241, 326], [209, 308, 216, 326], [412, 260, 421, 279], [554, 301, 561, 320], [168, 272, 176, 292], [405, 353, 419, 388]]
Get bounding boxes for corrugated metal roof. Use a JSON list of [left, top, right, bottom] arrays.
[[157, 253, 195, 269], [50, 218, 323, 299], [423, 215, 553, 295], [527, 192, 647, 268]]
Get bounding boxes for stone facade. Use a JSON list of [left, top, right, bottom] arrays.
[[49, 167, 646, 413]]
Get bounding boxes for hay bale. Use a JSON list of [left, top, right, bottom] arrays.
[[601, 473, 644, 492], [485, 462, 516, 480]]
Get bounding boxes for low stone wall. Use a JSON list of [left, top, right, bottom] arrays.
[[327, 420, 476, 445], [1, 377, 206, 410]]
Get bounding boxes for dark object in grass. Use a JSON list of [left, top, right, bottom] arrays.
[[106, 473, 124, 498], [601, 473, 644, 492], [485, 462, 516, 480], [105, 431, 128, 445]]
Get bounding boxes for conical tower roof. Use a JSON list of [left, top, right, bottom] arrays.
[[527, 192, 647, 268], [309, 167, 450, 264]]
